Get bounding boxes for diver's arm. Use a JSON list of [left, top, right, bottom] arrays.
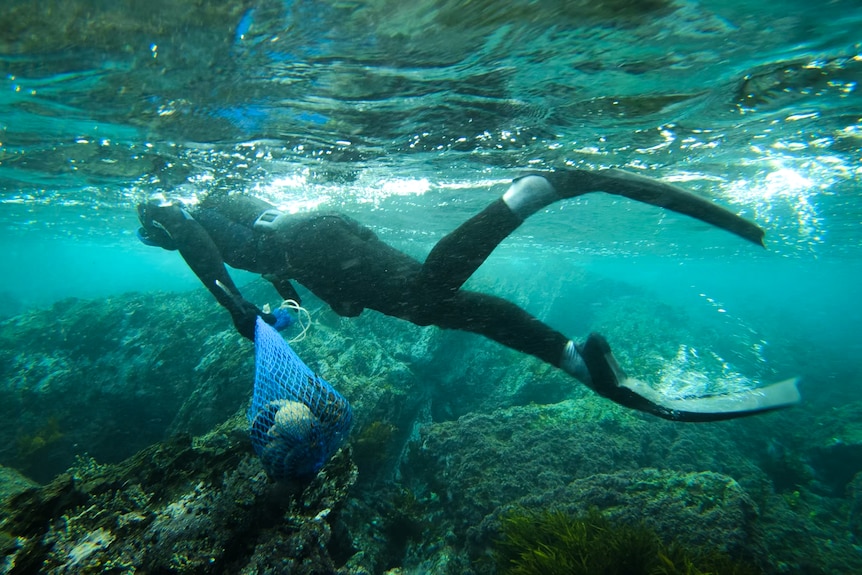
[[138, 202, 268, 339], [263, 274, 302, 305], [140, 203, 240, 301]]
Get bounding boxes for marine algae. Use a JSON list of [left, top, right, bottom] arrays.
[[16, 416, 63, 457], [493, 507, 761, 575]]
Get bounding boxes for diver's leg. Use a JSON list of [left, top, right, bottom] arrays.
[[418, 198, 521, 294], [413, 176, 588, 374], [419, 174, 569, 293], [420, 289, 591, 382], [421, 168, 764, 295]]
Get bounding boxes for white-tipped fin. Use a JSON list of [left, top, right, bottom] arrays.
[[621, 377, 801, 415]]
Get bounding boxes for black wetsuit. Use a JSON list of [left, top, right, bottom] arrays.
[[144, 192, 569, 366], [138, 170, 790, 423]]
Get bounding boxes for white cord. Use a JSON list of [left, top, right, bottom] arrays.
[[279, 299, 312, 343]]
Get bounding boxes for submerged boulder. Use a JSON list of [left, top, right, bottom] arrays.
[[804, 403, 862, 496], [0, 413, 359, 575], [0, 291, 253, 482], [3, 283, 862, 574], [849, 472, 862, 542], [0, 280, 569, 485], [0, 465, 37, 504], [0, 284, 430, 484], [474, 468, 761, 561], [400, 400, 862, 574]]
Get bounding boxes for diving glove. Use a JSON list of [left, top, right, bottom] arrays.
[[213, 281, 276, 341], [225, 297, 276, 341], [579, 333, 800, 422]]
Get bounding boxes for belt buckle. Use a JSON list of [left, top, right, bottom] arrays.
[[254, 209, 284, 231]]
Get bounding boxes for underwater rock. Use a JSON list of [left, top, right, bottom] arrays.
[[850, 472, 862, 542], [403, 401, 650, 530], [399, 398, 771, 533], [0, 290, 255, 481], [3, 281, 861, 574], [400, 399, 862, 574], [285, 309, 430, 485], [0, 465, 37, 503], [804, 402, 862, 495], [0, 283, 430, 484], [0, 413, 359, 575], [0, 273, 591, 486], [750, 486, 862, 574], [475, 468, 761, 561]]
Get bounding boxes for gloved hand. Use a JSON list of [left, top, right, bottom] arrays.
[[227, 297, 275, 341], [270, 307, 296, 331]]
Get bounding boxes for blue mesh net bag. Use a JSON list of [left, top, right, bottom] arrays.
[[248, 317, 352, 481]]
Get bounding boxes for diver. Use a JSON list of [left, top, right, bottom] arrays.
[[137, 167, 799, 422]]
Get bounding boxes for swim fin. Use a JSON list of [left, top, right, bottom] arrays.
[[543, 168, 766, 247], [580, 333, 800, 422]]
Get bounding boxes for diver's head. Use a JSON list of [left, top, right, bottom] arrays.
[[136, 200, 179, 250]]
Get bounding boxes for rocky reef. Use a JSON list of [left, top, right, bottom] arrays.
[[1, 413, 358, 574], [1, 280, 861, 573]]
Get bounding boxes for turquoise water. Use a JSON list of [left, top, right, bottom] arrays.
[[1, 0, 861, 571], [2, 0, 860, 394]]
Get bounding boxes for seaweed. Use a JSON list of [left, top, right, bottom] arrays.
[[493, 507, 761, 575]]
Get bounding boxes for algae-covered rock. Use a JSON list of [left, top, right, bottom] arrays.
[[0, 413, 359, 575], [0, 465, 37, 504], [400, 399, 862, 574], [0, 290, 252, 482], [850, 472, 862, 541], [0, 283, 431, 484], [0, 275, 609, 485], [403, 401, 649, 530], [400, 398, 771, 532], [477, 468, 760, 560], [3, 281, 861, 574], [804, 402, 862, 495]]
